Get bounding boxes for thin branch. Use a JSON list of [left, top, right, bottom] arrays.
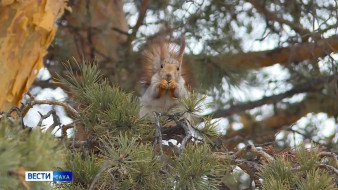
[[112, 27, 130, 36], [168, 113, 193, 153], [222, 92, 337, 143], [211, 75, 337, 118], [93, 47, 115, 62], [249, 145, 274, 161], [180, 119, 193, 153], [6, 106, 25, 129], [35, 99, 78, 117], [213, 152, 263, 187], [318, 164, 338, 176], [108, 169, 117, 190], [233, 144, 274, 162], [319, 152, 338, 167], [247, 0, 315, 40], [89, 160, 113, 190], [61, 123, 74, 138], [153, 112, 164, 161], [36, 109, 61, 133], [72, 122, 77, 148], [32, 79, 60, 89], [127, 0, 150, 44], [234, 159, 262, 188], [22, 93, 78, 118]]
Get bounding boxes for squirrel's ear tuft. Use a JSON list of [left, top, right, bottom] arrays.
[[177, 35, 186, 62]]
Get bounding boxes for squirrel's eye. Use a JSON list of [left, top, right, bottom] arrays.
[[177, 67, 180, 71], [160, 64, 163, 68]]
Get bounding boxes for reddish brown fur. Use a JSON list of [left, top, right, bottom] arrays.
[[140, 36, 194, 93]]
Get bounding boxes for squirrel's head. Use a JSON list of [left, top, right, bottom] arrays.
[[158, 36, 186, 82]]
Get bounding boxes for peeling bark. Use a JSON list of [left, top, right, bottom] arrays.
[[0, 0, 67, 111]]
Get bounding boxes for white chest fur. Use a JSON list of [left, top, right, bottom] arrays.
[[139, 76, 188, 119]]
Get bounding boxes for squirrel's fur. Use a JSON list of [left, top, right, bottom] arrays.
[[139, 36, 192, 119]]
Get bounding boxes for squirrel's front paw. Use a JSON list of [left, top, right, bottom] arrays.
[[159, 80, 169, 89], [168, 80, 177, 89]]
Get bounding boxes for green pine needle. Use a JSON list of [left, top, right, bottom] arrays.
[[296, 169, 336, 190], [55, 59, 103, 104], [295, 143, 320, 171], [0, 118, 65, 190], [179, 91, 213, 114], [259, 158, 296, 188], [173, 143, 225, 190]]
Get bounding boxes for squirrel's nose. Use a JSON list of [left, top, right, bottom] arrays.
[[166, 74, 172, 80]]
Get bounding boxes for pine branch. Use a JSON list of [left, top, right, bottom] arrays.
[[233, 144, 274, 161], [318, 164, 338, 176], [213, 146, 272, 188], [153, 112, 164, 161], [319, 152, 338, 167], [61, 123, 74, 138], [221, 93, 337, 143], [32, 79, 60, 89], [22, 92, 78, 118], [247, 0, 314, 39], [37, 109, 61, 133], [160, 85, 336, 151], [211, 75, 337, 118], [1, 106, 25, 129], [89, 160, 113, 190], [207, 35, 338, 69], [167, 113, 194, 153], [127, 0, 150, 44]]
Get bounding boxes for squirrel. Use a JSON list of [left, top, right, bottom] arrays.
[[139, 35, 192, 119]]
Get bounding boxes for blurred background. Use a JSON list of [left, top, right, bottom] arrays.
[[24, 0, 337, 146]]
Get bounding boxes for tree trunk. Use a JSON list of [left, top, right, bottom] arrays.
[[47, 0, 130, 88], [0, 0, 67, 111]]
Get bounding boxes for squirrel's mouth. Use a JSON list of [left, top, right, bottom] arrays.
[[166, 75, 172, 81]]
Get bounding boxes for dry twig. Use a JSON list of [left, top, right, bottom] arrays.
[[22, 93, 78, 118], [153, 112, 164, 160]]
